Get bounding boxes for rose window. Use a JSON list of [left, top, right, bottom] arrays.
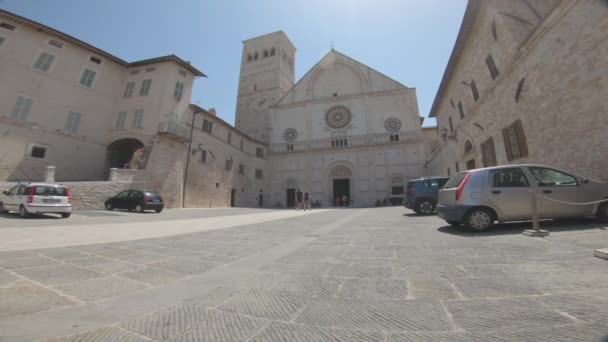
[[384, 117, 402, 132], [325, 106, 352, 129]]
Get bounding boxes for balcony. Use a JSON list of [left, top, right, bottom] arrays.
[[158, 121, 190, 142], [269, 131, 423, 154]]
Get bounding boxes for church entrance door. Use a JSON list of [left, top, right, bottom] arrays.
[[286, 188, 295, 208], [333, 179, 350, 206]]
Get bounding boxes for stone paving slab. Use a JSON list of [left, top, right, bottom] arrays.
[[43, 326, 149, 342], [53, 276, 149, 302], [0, 255, 60, 270], [118, 267, 187, 286], [170, 309, 268, 342], [13, 264, 104, 286], [0, 284, 78, 319], [295, 297, 452, 331], [250, 321, 385, 342], [0, 269, 20, 287], [149, 258, 221, 275], [452, 276, 542, 299], [87, 260, 142, 275], [218, 289, 309, 320], [121, 304, 213, 340], [337, 278, 408, 300], [444, 297, 574, 331]]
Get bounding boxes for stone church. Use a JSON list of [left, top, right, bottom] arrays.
[[234, 32, 426, 207]]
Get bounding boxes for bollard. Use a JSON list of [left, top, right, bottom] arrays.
[[44, 166, 56, 183], [523, 190, 549, 237]]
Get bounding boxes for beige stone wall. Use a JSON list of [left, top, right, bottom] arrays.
[[182, 111, 269, 208], [428, 0, 608, 181], [142, 135, 187, 208]]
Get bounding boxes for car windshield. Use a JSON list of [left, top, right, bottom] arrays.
[[32, 186, 67, 196], [443, 172, 469, 189]]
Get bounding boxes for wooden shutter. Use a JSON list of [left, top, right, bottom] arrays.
[[481, 141, 488, 167], [514, 120, 528, 157], [502, 128, 513, 161]]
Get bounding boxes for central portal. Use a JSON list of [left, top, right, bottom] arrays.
[[333, 178, 350, 206]]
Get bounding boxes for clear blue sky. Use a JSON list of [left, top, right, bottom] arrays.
[[1, 0, 467, 127]]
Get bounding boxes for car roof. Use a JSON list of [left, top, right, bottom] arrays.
[[409, 176, 450, 182], [17, 182, 66, 187], [463, 164, 576, 174]]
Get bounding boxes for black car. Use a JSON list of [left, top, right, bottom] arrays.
[[404, 177, 450, 214], [105, 190, 164, 213]]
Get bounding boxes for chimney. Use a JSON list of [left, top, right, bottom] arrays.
[[208, 108, 216, 116]]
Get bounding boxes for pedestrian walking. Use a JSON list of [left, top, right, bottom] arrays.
[[295, 188, 303, 210], [342, 195, 348, 206], [303, 191, 311, 210]]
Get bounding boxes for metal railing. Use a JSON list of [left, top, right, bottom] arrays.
[[269, 131, 423, 154]]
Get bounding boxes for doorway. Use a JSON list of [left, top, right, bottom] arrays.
[[333, 178, 350, 206], [466, 159, 477, 170], [258, 194, 263, 207], [286, 188, 295, 208], [230, 188, 236, 207]]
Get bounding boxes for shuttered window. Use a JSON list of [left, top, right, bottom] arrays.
[[116, 111, 127, 129], [132, 109, 144, 129], [480, 137, 497, 167], [123, 82, 135, 97], [11, 96, 33, 121], [139, 79, 152, 96], [174, 81, 184, 101], [64, 111, 81, 133], [502, 119, 528, 161], [80, 68, 96, 87], [33, 52, 55, 72]]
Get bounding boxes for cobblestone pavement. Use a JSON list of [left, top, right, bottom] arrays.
[[0, 207, 607, 341]]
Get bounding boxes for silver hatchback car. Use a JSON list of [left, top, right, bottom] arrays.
[[437, 164, 608, 232]]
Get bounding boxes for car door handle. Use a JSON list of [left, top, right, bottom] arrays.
[[491, 190, 501, 194], [542, 190, 552, 194]]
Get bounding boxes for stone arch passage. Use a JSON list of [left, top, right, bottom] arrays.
[[106, 138, 144, 169]]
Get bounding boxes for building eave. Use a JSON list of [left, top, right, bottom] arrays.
[[428, 0, 482, 118]]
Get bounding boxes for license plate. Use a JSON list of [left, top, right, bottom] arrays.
[[152, 199, 160, 203], [43, 199, 60, 203]]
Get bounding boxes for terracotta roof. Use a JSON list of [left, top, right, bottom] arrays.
[[428, 0, 481, 118], [0, 9, 206, 77]]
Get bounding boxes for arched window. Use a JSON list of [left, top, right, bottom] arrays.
[[254, 52, 258, 60], [270, 47, 275, 56], [263, 50, 269, 57], [247, 54, 252, 62], [465, 140, 473, 153]]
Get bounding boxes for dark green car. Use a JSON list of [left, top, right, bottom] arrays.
[[404, 177, 450, 214]]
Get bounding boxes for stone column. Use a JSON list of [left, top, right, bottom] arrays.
[[109, 168, 118, 182], [44, 166, 56, 183]]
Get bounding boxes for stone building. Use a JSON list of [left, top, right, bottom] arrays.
[[234, 32, 426, 207], [0, 9, 428, 208], [425, 0, 608, 182]]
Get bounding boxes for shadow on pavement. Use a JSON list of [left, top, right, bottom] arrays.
[[437, 218, 607, 236], [0, 212, 62, 220]]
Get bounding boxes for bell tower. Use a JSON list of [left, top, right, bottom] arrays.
[[235, 31, 296, 143]]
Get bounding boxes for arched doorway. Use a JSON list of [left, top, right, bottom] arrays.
[[285, 178, 297, 208], [106, 138, 144, 170], [329, 164, 352, 206]]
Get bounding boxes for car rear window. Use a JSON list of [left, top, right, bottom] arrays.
[[32, 186, 67, 196], [443, 172, 469, 189], [145, 192, 161, 199]]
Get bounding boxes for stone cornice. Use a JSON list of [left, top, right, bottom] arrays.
[[272, 88, 414, 110]]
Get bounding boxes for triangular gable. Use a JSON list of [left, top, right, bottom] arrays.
[[274, 49, 408, 107]]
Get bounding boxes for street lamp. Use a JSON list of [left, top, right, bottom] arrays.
[[182, 108, 205, 208]]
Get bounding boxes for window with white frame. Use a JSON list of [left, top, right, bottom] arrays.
[[123, 82, 135, 97], [64, 111, 81, 133], [33, 52, 55, 72], [174, 81, 184, 101], [116, 111, 127, 129], [10, 96, 33, 121], [79, 68, 96, 88], [139, 79, 152, 96], [132, 109, 143, 128]]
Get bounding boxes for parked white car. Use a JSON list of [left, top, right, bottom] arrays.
[[0, 183, 71, 218]]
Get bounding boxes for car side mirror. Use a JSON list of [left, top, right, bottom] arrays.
[[581, 179, 589, 185]]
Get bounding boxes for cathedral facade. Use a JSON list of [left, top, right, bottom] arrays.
[[235, 32, 426, 207]]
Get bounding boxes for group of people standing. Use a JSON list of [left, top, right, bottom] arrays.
[[294, 188, 311, 210]]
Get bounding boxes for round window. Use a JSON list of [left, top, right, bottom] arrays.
[[325, 106, 352, 129]]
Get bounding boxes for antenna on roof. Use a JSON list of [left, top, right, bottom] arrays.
[[331, 41, 334, 50]]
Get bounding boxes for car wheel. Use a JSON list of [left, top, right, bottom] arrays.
[[446, 221, 461, 227], [19, 205, 29, 218], [105, 202, 113, 211], [61, 213, 71, 218], [597, 200, 608, 221], [136, 204, 144, 213], [155, 208, 163, 213], [463, 208, 494, 232], [416, 200, 435, 215]]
